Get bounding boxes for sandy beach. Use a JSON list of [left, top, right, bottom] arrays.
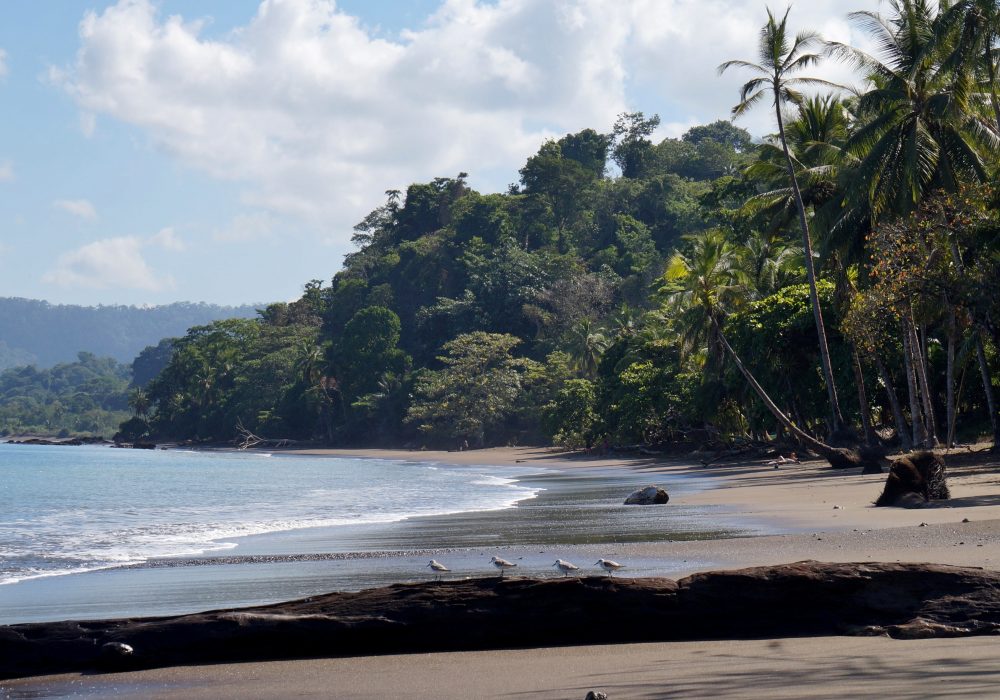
[[6, 444, 1000, 698]]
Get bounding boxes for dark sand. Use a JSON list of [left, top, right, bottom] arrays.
[[6, 636, 1000, 699]]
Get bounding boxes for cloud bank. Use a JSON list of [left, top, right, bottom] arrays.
[[58, 0, 878, 245]]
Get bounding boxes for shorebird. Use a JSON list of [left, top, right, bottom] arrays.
[[595, 559, 624, 577], [427, 559, 450, 580], [553, 559, 580, 577], [490, 556, 517, 578]]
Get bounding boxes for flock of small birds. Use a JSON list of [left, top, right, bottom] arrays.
[[426, 556, 624, 579]]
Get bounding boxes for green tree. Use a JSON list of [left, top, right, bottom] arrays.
[[543, 378, 599, 448], [406, 332, 539, 446], [331, 306, 409, 435], [612, 112, 661, 179]]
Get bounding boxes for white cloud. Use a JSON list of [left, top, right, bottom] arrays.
[[0, 160, 13, 182], [53, 198, 98, 220], [0, 49, 7, 78], [149, 226, 186, 251], [43, 236, 174, 291], [58, 0, 882, 245], [213, 212, 278, 242]]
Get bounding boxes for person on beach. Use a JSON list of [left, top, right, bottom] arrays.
[[766, 453, 799, 467]]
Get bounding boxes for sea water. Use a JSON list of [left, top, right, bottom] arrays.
[[0, 443, 539, 586]]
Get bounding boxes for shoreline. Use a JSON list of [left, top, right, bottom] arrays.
[[0, 447, 741, 624], [266, 444, 1000, 575]]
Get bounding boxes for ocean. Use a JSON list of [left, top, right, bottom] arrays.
[[0, 443, 763, 624], [0, 443, 545, 586]]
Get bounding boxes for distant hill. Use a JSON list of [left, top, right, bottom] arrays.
[[0, 298, 262, 369]]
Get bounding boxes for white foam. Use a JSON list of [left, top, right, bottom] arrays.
[[0, 450, 544, 586]]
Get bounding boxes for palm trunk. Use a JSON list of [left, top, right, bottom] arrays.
[[946, 302, 957, 448], [909, 311, 938, 446], [875, 356, 911, 451], [774, 100, 845, 433], [901, 316, 925, 448], [851, 347, 877, 445], [975, 335, 1000, 445], [711, 315, 858, 467]]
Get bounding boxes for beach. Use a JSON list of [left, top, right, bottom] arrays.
[[6, 445, 1000, 697]]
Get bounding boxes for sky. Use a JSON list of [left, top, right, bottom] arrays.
[[0, 0, 882, 307]]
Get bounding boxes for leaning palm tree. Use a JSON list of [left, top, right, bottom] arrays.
[[663, 229, 865, 469], [719, 7, 848, 435]]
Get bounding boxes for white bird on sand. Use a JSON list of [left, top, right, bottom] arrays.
[[553, 559, 580, 576], [427, 559, 450, 580], [490, 556, 517, 577], [595, 559, 624, 577]]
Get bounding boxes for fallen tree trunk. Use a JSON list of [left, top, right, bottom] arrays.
[[4, 561, 1000, 680]]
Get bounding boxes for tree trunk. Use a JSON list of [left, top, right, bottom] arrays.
[[975, 335, 1000, 445], [946, 303, 957, 448], [774, 100, 845, 434], [901, 317, 925, 448], [712, 315, 861, 468], [851, 346, 877, 445], [909, 312, 938, 446], [946, 235, 1000, 445], [875, 356, 912, 451]]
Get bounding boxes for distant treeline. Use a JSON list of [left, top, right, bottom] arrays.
[[0, 298, 260, 369], [0, 352, 131, 437]]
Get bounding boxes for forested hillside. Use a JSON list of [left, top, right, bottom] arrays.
[[0, 353, 131, 436], [0, 299, 260, 369], [137, 3, 1000, 454]]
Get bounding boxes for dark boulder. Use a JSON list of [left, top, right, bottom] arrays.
[[875, 451, 950, 508]]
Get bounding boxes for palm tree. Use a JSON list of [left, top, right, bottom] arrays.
[[566, 319, 609, 377], [743, 94, 855, 252], [828, 0, 1000, 220], [128, 388, 151, 419], [938, 0, 1000, 132], [663, 230, 863, 468], [830, 0, 1000, 448], [735, 231, 803, 300], [720, 7, 848, 435]]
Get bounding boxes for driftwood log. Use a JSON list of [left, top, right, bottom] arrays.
[[3, 561, 1000, 680]]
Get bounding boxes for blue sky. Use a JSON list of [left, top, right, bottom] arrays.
[[0, 0, 878, 307]]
